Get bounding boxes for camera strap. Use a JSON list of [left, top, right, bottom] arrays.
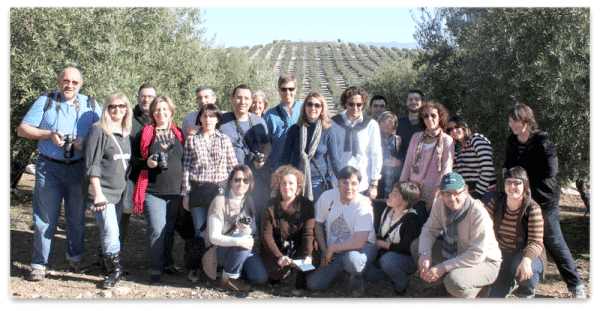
[[110, 134, 129, 171], [233, 113, 254, 155]]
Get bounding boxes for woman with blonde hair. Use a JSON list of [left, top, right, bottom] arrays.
[[250, 91, 269, 117], [260, 165, 318, 289], [83, 93, 132, 288], [282, 92, 340, 201]]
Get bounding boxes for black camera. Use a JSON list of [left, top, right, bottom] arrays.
[[151, 152, 169, 170], [61, 134, 76, 159], [280, 239, 296, 258], [238, 215, 252, 226], [248, 152, 265, 164]]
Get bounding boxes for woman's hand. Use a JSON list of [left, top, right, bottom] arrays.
[[237, 235, 254, 250], [278, 256, 293, 267], [182, 196, 189, 211], [516, 257, 534, 282], [375, 239, 391, 250], [147, 156, 158, 169], [236, 221, 252, 235], [303, 256, 312, 266]]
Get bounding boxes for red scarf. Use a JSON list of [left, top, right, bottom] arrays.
[[133, 124, 185, 214]]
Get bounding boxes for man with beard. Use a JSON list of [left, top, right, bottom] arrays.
[[396, 90, 425, 172]]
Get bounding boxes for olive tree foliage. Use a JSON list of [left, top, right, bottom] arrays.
[[361, 55, 420, 117], [10, 7, 275, 187], [412, 8, 590, 203]]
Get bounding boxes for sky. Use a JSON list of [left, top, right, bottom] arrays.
[[201, 7, 421, 48]]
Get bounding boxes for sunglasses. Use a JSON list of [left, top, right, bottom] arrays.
[[347, 102, 364, 108], [306, 101, 322, 109], [280, 87, 296, 92], [108, 104, 127, 110], [233, 177, 250, 184], [423, 113, 438, 119]]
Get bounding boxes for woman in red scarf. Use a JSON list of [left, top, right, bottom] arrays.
[[132, 95, 185, 283]]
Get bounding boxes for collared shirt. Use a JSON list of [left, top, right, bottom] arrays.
[[181, 131, 238, 196], [330, 111, 383, 192], [263, 101, 303, 166], [21, 92, 101, 161]]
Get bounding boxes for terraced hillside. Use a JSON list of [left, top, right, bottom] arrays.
[[242, 41, 417, 115]]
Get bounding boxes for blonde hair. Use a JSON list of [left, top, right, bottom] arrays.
[[100, 93, 132, 136], [298, 92, 332, 130], [251, 91, 269, 117], [149, 95, 176, 128], [270, 165, 305, 197]]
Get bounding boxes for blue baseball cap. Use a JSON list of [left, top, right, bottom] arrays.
[[439, 172, 466, 192]]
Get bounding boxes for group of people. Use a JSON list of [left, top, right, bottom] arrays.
[[17, 67, 586, 298]]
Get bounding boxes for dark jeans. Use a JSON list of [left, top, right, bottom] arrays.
[[542, 204, 583, 291]]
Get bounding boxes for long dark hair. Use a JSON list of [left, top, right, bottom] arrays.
[[504, 166, 532, 207], [225, 164, 255, 197]]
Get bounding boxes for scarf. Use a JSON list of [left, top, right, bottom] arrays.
[[331, 113, 371, 157], [411, 130, 444, 183], [441, 196, 474, 259], [299, 120, 322, 201], [133, 124, 185, 213]]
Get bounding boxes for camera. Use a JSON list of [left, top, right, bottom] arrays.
[[247, 152, 265, 164], [61, 134, 76, 158], [280, 239, 296, 258], [151, 152, 169, 170], [238, 215, 252, 226]]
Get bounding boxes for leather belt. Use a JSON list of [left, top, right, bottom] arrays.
[[40, 153, 83, 166]]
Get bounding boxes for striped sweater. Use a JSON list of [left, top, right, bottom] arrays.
[[453, 133, 496, 197]]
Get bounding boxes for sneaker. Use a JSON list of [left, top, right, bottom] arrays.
[[188, 269, 201, 283], [69, 260, 90, 273], [220, 277, 250, 292], [27, 269, 45, 282], [571, 287, 586, 298]]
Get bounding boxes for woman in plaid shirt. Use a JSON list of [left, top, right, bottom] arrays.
[[182, 104, 238, 242]]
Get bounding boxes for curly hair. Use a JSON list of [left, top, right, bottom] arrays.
[[270, 165, 305, 197], [418, 101, 449, 132], [340, 85, 369, 110]]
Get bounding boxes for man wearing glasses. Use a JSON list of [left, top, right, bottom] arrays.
[[181, 86, 218, 138], [411, 172, 501, 298], [330, 86, 383, 200], [263, 74, 303, 167], [17, 67, 102, 281]]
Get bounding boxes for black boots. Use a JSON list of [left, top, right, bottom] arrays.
[[103, 252, 123, 289]]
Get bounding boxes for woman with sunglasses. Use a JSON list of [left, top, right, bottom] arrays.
[[203, 164, 268, 292], [502, 104, 586, 298], [260, 165, 319, 290], [485, 167, 545, 298], [446, 115, 496, 203], [84, 93, 132, 288], [282, 92, 340, 202], [132, 95, 186, 283], [399, 101, 454, 224]]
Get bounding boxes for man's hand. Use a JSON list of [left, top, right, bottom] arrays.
[[422, 263, 446, 283], [51, 131, 65, 147], [253, 160, 265, 169], [418, 253, 432, 277], [367, 186, 377, 200], [186, 125, 201, 136], [73, 136, 85, 150]]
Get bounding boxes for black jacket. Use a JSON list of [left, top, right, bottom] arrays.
[[503, 131, 559, 211]]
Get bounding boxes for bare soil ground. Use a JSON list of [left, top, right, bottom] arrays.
[[8, 173, 590, 300]]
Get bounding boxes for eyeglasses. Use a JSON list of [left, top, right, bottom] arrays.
[[505, 179, 523, 187], [306, 101, 322, 109], [446, 126, 459, 133], [441, 189, 465, 198], [423, 113, 438, 120], [60, 79, 81, 87], [347, 102, 364, 108], [280, 87, 296, 92], [233, 177, 250, 184], [108, 104, 127, 110]]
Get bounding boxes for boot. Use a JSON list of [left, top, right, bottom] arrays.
[[92, 245, 106, 271], [103, 252, 123, 289]]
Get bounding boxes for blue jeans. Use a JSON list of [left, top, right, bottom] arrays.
[[489, 252, 543, 298], [190, 206, 208, 239], [365, 251, 417, 292], [90, 200, 122, 255], [311, 175, 324, 203], [31, 156, 86, 270], [144, 193, 181, 275], [307, 242, 377, 291], [542, 204, 584, 292], [216, 234, 268, 284]]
